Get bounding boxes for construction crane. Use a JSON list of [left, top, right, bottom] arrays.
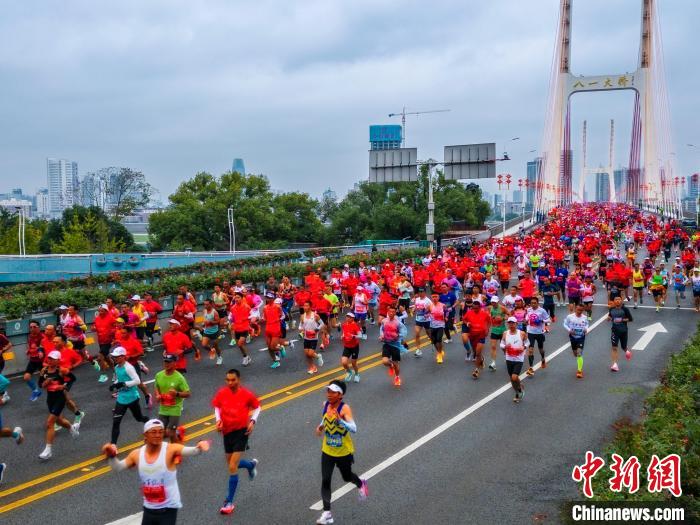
[[388, 107, 450, 146]]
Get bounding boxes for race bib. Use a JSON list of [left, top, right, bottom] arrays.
[[325, 434, 342, 448], [142, 483, 166, 504]]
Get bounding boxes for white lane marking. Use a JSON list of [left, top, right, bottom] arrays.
[[591, 303, 696, 311], [632, 322, 668, 351], [309, 314, 609, 511], [105, 512, 142, 525]]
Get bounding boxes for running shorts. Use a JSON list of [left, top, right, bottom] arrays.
[[318, 313, 329, 325], [304, 339, 318, 350], [610, 329, 628, 349], [568, 296, 580, 305], [527, 333, 545, 349], [202, 329, 220, 340], [569, 336, 585, 352], [158, 414, 181, 431], [99, 343, 112, 357], [234, 331, 249, 340], [24, 360, 42, 375], [490, 332, 503, 341], [342, 346, 359, 360], [416, 320, 431, 329], [381, 343, 401, 362], [223, 428, 250, 453], [47, 394, 66, 416], [430, 327, 444, 345], [354, 312, 367, 322], [506, 360, 523, 376]]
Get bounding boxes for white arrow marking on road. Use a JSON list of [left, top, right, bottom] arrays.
[[631, 322, 667, 351]]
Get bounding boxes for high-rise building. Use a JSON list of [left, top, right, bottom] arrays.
[[526, 157, 542, 211], [232, 158, 246, 174], [47, 158, 79, 215], [35, 188, 50, 217], [613, 168, 628, 198], [369, 125, 402, 150], [595, 172, 610, 202], [512, 190, 523, 204]]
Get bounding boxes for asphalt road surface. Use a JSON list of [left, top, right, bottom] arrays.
[[0, 277, 694, 525]]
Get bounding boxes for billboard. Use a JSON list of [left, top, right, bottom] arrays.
[[443, 142, 496, 180], [369, 148, 418, 182], [369, 125, 402, 143]]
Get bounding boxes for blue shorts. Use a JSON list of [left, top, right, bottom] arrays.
[[354, 312, 367, 321], [416, 320, 430, 329]]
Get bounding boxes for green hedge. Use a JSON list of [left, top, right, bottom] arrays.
[[0, 248, 428, 319], [584, 321, 700, 518]]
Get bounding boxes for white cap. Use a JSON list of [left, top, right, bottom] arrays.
[[490, 296, 499, 303], [131, 295, 141, 301], [168, 319, 181, 326], [98, 304, 108, 310], [326, 383, 344, 394], [274, 298, 283, 304], [143, 419, 165, 433], [58, 305, 68, 310], [47, 350, 62, 360], [507, 316, 518, 323], [346, 312, 355, 318], [110, 346, 127, 357], [357, 285, 363, 290]]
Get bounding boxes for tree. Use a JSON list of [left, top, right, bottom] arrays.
[[0, 210, 45, 255], [318, 191, 339, 223], [148, 172, 324, 251], [39, 206, 135, 253], [83, 167, 154, 219]]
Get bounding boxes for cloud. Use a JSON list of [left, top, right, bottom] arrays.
[[0, 0, 697, 201]]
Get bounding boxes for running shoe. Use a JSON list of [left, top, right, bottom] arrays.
[[229, 339, 236, 346], [316, 353, 324, 367], [625, 350, 632, 361], [393, 375, 402, 387], [358, 479, 369, 501], [444, 338, 452, 344], [526, 367, 534, 376], [610, 362, 619, 372], [316, 511, 334, 524], [74, 411, 85, 426], [488, 361, 496, 371], [216, 355, 223, 366], [436, 352, 443, 364], [0, 463, 5, 484], [98, 374, 109, 383], [248, 458, 258, 480], [307, 366, 318, 375], [219, 502, 236, 515], [242, 356, 251, 367], [472, 368, 480, 380], [354, 373, 360, 383], [11, 426, 23, 445], [270, 361, 280, 369], [1, 392, 9, 404], [92, 360, 101, 371], [513, 394, 520, 403], [633, 303, 638, 309], [518, 389, 524, 401], [30, 389, 42, 402], [361, 333, 367, 340], [70, 424, 80, 438], [576, 370, 583, 379], [39, 446, 52, 461], [209, 349, 217, 360], [414, 349, 423, 358], [344, 371, 353, 382], [246, 335, 252, 344], [656, 305, 660, 312], [541, 359, 547, 369], [320, 344, 325, 350]]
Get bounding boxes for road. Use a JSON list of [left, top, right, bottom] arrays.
[[0, 282, 694, 525]]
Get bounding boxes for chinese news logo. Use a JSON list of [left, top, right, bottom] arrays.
[[572, 451, 682, 498]]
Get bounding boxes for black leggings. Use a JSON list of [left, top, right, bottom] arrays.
[[111, 399, 148, 444], [321, 452, 362, 511], [141, 507, 177, 525]]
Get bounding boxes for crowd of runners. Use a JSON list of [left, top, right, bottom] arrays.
[[0, 202, 699, 524]]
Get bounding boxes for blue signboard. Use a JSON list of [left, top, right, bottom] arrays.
[[369, 125, 402, 143]]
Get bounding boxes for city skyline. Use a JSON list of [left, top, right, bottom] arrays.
[[0, 1, 698, 200]]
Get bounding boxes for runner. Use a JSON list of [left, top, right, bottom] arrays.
[[0, 372, 24, 483], [671, 265, 689, 308], [525, 297, 551, 376], [463, 300, 491, 380], [211, 369, 260, 515], [142, 292, 164, 351], [37, 350, 79, 460], [24, 320, 45, 400], [200, 299, 223, 365], [109, 347, 149, 445], [102, 419, 210, 525], [487, 296, 509, 371], [412, 288, 432, 358], [351, 285, 369, 339], [155, 354, 190, 443], [228, 293, 253, 367], [428, 293, 447, 364], [692, 268, 700, 312], [315, 380, 368, 525], [162, 320, 194, 374], [379, 305, 404, 386], [93, 304, 116, 383], [500, 317, 528, 402], [563, 303, 590, 378], [340, 313, 362, 383], [631, 263, 646, 309], [607, 296, 634, 372], [298, 300, 324, 375], [648, 267, 666, 312]]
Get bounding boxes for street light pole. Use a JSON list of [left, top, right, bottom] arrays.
[[425, 161, 436, 247], [15, 206, 25, 256], [227, 207, 236, 253]]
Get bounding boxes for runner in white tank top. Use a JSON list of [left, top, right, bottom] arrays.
[[299, 302, 324, 374], [500, 318, 528, 403], [103, 419, 210, 525]]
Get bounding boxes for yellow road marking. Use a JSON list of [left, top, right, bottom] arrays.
[[0, 331, 443, 513]]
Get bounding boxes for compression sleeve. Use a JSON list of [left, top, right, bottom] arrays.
[[214, 407, 221, 423], [123, 363, 141, 388], [108, 457, 128, 472], [338, 418, 357, 433], [250, 406, 261, 423], [180, 446, 202, 457]]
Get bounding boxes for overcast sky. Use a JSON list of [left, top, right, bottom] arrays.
[[1, 0, 698, 202]]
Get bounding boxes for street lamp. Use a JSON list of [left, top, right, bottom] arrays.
[[14, 206, 25, 256], [497, 173, 511, 238], [227, 207, 236, 253]]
